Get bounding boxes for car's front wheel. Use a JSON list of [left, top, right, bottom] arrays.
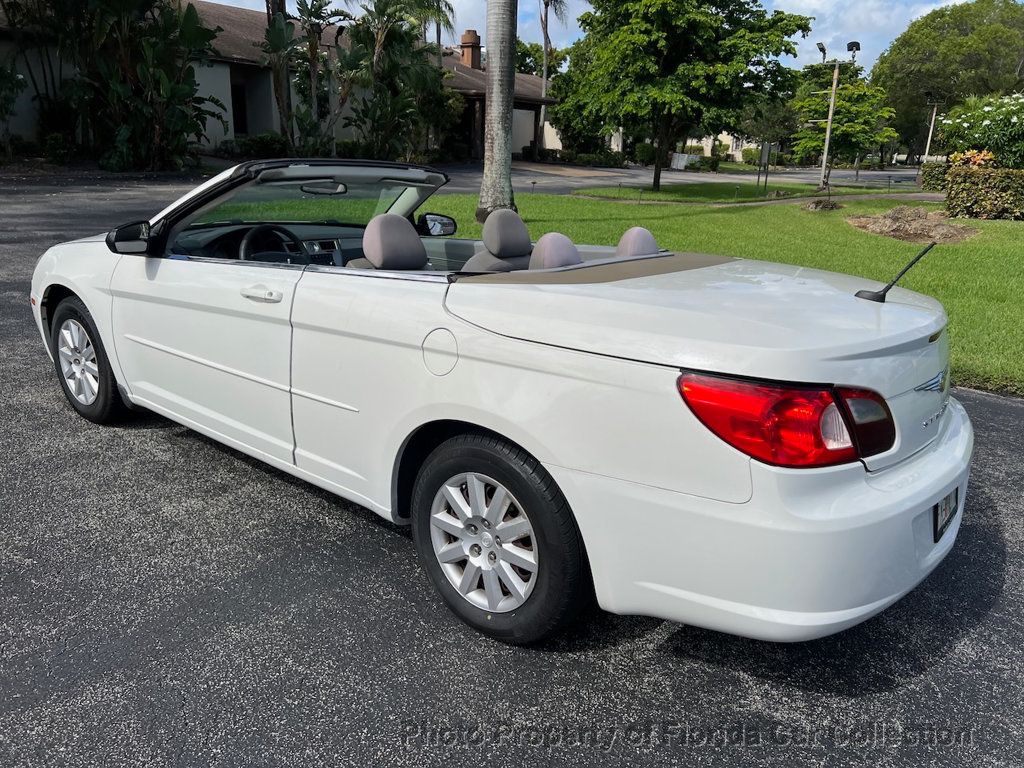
[[49, 296, 127, 424], [411, 434, 590, 644]]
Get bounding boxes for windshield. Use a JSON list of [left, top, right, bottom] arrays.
[[189, 178, 411, 229]]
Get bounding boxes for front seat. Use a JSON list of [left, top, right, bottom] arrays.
[[529, 232, 583, 269], [616, 226, 660, 258], [347, 213, 429, 270], [462, 209, 532, 272]]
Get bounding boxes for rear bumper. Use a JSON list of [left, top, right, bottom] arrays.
[[550, 397, 973, 642]]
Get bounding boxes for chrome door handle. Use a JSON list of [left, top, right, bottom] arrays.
[[240, 284, 284, 303]]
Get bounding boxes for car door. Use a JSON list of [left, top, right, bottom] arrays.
[[110, 255, 303, 464]]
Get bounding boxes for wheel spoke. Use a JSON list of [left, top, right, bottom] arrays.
[[482, 569, 503, 610], [484, 485, 510, 526], [442, 483, 471, 521], [431, 510, 464, 538], [495, 517, 531, 542], [58, 346, 75, 362], [500, 544, 537, 573], [458, 561, 481, 594], [84, 360, 99, 377], [70, 321, 82, 348], [80, 373, 98, 401], [467, 474, 487, 516], [435, 541, 465, 564], [60, 327, 74, 350], [496, 561, 527, 601]]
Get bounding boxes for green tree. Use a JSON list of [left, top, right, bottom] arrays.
[[574, 0, 810, 190], [515, 38, 565, 76], [292, 0, 349, 154], [547, 36, 608, 153], [336, 0, 456, 160], [412, 0, 456, 70], [872, 0, 1024, 160], [791, 79, 898, 179]]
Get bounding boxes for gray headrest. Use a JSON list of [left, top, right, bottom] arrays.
[[362, 213, 428, 270], [616, 226, 660, 257], [529, 232, 582, 270], [482, 208, 532, 258]]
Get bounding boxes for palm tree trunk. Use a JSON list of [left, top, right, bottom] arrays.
[[476, 0, 518, 222], [539, 0, 549, 150], [436, 21, 443, 70]]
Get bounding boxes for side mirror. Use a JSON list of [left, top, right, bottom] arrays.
[[105, 220, 152, 255], [417, 212, 457, 237]]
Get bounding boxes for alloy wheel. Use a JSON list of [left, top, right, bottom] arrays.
[[429, 472, 539, 613]]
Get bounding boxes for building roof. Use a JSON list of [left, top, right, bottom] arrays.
[[442, 54, 554, 106], [1, 1, 554, 105], [193, 1, 553, 105]]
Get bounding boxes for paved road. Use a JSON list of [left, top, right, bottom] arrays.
[[441, 162, 922, 196], [0, 179, 1020, 767]]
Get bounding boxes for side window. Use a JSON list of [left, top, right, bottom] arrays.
[[166, 179, 408, 265]]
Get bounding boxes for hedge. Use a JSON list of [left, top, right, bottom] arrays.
[[921, 161, 948, 192], [741, 147, 759, 165], [946, 166, 1024, 220], [634, 142, 656, 165]]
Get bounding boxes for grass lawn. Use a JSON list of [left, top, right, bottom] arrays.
[[428, 193, 1023, 395], [577, 181, 920, 204]]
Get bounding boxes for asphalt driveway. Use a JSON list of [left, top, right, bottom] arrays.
[[0, 176, 1021, 767]]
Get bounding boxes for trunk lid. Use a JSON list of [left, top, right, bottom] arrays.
[[446, 255, 950, 470]]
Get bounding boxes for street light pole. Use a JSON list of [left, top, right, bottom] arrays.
[[819, 59, 840, 189]]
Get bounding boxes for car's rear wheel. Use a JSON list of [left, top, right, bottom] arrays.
[[411, 434, 590, 644], [50, 296, 127, 424]]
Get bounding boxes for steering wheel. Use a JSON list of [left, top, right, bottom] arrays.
[[239, 224, 309, 263]]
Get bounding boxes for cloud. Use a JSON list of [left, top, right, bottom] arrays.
[[215, 0, 961, 70]]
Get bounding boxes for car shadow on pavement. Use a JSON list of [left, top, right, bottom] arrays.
[[659, 486, 1006, 697]]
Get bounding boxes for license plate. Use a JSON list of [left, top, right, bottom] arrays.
[[933, 488, 959, 543]]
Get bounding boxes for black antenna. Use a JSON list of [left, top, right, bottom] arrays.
[[855, 242, 937, 303]]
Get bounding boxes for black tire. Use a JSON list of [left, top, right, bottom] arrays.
[[49, 296, 128, 424], [411, 434, 591, 644]]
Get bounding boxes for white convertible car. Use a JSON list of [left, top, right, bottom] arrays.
[[31, 160, 973, 644]]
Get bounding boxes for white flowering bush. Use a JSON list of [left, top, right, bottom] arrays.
[[939, 93, 1024, 169]]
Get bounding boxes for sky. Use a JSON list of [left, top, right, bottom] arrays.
[[223, 0, 963, 73]]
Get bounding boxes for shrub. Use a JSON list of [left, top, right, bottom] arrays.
[[921, 161, 949, 192], [574, 150, 625, 168], [559, 148, 576, 164], [634, 142, 656, 165], [235, 132, 291, 159], [335, 139, 363, 159], [741, 147, 760, 165], [684, 143, 704, 156], [43, 132, 73, 165], [946, 166, 1024, 219], [939, 93, 1024, 169]]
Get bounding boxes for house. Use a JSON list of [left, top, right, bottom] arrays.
[[0, 1, 556, 161]]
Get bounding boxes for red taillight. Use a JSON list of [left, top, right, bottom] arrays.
[[677, 373, 894, 468]]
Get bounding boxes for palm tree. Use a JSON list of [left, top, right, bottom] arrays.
[[294, 0, 350, 141], [537, 0, 566, 146], [476, 0, 518, 222], [261, 11, 298, 145], [414, 0, 455, 70]]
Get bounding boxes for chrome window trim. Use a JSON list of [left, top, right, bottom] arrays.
[[304, 263, 449, 283], [170, 254, 308, 272]]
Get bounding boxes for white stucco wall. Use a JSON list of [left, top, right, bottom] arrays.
[[512, 107, 535, 154], [542, 121, 562, 151], [1, 39, 45, 139], [195, 61, 233, 146]]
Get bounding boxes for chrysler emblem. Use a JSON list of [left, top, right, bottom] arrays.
[[915, 369, 948, 393]]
